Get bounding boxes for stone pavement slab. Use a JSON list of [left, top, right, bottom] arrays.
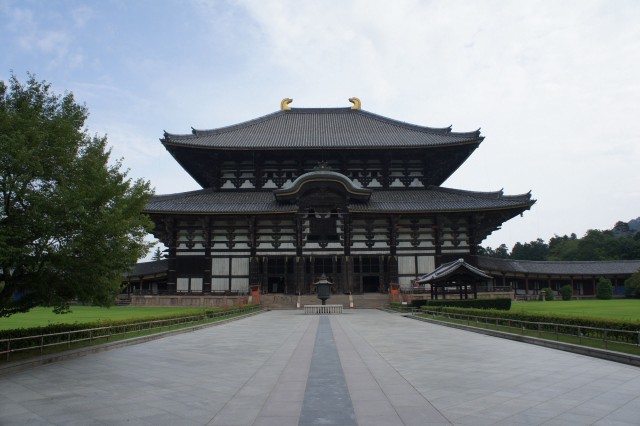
[[1, 309, 639, 425]]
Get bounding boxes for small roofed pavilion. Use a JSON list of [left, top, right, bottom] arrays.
[[417, 258, 493, 300]]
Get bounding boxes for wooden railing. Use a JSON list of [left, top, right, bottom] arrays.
[[1, 305, 261, 362], [417, 309, 640, 353]]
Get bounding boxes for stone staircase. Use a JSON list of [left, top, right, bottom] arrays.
[[116, 294, 132, 306], [259, 293, 389, 310]]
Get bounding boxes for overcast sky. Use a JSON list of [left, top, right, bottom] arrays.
[[2, 0, 639, 258]]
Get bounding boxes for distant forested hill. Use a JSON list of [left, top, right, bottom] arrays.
[[480, 217, 640, 261]]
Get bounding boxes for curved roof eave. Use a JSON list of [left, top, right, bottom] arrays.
[[161, 107, 484, 150], [273, 170, 372, 202]]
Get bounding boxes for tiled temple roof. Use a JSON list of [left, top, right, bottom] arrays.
[[417, 258, 493, 284], [162, 108, 483, 150], [145, 187, 534, 214], [124, 260, 168, 278], [477, 257, 640, 276]]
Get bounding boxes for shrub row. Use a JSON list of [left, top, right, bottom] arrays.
[[420, 306, 640, 344], [410, 298, 511, 310], [0, 304, 260, 349]]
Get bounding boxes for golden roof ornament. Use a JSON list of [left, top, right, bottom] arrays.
[[281, 98, 293, 110], [349, 97, 361, 110]]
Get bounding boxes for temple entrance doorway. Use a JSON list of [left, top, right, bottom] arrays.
[[268, 276, 285, 293], [362, 276, 380, 293]]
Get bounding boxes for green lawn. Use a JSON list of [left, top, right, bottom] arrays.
[[0, 306, 210, 330], [511, 299, 640, 322]]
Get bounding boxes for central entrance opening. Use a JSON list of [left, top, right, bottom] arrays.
[[362, 276, 380, 293], [267, 276, 285, 293], [354, 256, 383, 293], [263, 256, 293, 294]]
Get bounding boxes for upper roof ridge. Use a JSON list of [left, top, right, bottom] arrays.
[[162, 107, 482, 142]]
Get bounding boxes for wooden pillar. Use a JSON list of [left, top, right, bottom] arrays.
[[389, 216, 398, 256], [310, 257, 316, 293], [203, 217, 212, 293], [249, 257, 260, 289], [341, 213, 352, 294], [524, 275, 529, 296], [433, 216, 442, 267], [388, 256, 398, 286], [295, 214, 305, 293], [343, 256, 353, 294], [332, 256, 338, 293], [295, 256, 304, 295], [253, 153, 264, 189], [166, 219, 177, 294], [467, 219, 478, 257], [263, 257, 269, 293]]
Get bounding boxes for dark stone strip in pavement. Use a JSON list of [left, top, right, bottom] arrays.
[[208, 314, 317, 426], [299, 316, 357, 426], [332, 315, 452, 426]]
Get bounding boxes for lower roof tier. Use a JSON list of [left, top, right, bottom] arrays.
[[145, 186, 534, 215]]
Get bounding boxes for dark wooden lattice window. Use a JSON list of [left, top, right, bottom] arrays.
[[307, 212, 339, 242], [354, 257, 380, 273]]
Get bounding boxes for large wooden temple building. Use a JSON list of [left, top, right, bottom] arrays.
[[143, 98, 535, 296]]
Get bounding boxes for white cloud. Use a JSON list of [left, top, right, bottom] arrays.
[[2, 0, 639, 252], [225, 0, 640, 247]]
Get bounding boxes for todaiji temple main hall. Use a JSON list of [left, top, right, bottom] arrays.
[[127, 98, 639, 306]]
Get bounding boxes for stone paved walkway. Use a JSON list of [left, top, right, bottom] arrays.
[[1, 310, 640, 425]]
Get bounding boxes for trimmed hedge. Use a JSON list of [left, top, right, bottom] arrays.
[[0, 304, 260, 350], [559, 285, 573, 301], [540, 287, 554, 301], [410, 298, 511, 311], [419, 306, 640, 344], [596, 278, 613, 300]]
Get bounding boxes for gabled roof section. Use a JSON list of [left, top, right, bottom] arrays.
[[273, 168, 372, 203], [416, 259, 493, 284], [162, 107, 483, 150]]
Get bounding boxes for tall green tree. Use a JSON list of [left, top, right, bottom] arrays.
[[511, 238, 549, 260], [0, 73, 153, 316], [624, 271, 640, 298], [151, 247, 164, 261], [477, 244, 510, 258]]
